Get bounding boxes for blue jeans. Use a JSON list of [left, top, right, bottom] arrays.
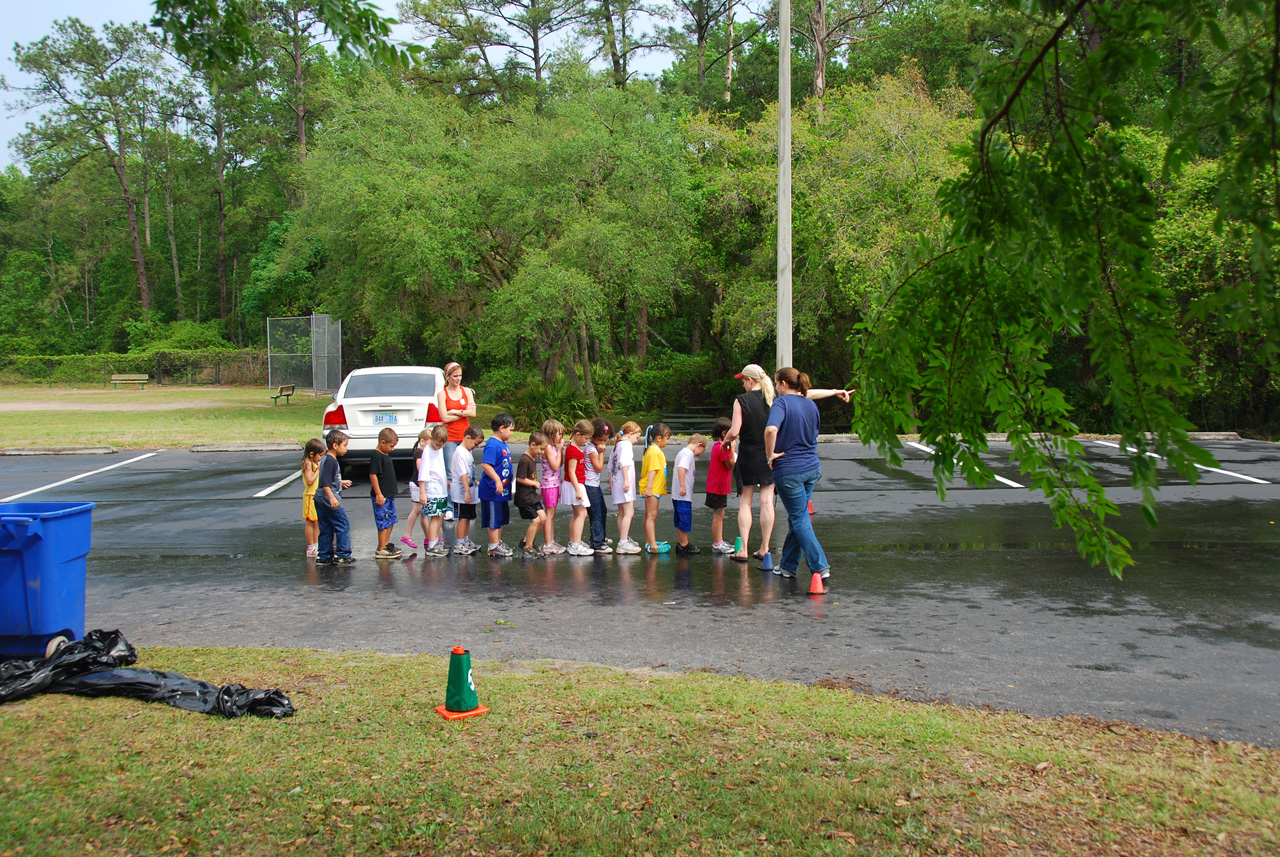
[[586, 485, 607, 547], [443, 440, 459, 483], [316, 499, 352, 560], [774, 467, 828, 574]]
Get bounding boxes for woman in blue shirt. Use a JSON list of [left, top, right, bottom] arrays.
[[764, 367, 849, 591]]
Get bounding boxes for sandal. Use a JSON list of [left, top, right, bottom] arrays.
[[731, 553, 750, 563]]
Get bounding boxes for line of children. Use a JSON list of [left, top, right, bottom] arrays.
[[304, 412, 740, 561]]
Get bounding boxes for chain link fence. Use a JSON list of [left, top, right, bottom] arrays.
[[267, 314, 343, 394]]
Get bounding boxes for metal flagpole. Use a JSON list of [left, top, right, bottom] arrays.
[[777, 0, 793, 371]]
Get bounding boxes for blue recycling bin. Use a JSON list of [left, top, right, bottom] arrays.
[[0, 501, 95, 658]]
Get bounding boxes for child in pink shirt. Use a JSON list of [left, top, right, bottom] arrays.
[[706, 416, 737, 553]]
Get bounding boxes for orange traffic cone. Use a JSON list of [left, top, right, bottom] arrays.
[[436, 646, 490, 720], [809, 572, 828, 595]]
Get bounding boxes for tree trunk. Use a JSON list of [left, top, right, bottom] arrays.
[[724, 7, 734, 102], [166, 180, 182, 318], [215, 106, 228, 319], [101, 129, 152, 311], [579, 322, 595, 399], [637, 299, 649, 368], [140, 109, 151, 248], [809, 0, 829, 113], [562, 340, 584, 393], [602, 0, 625, 88], [293, 8, 307, 164], [542, 340, 561, 385]]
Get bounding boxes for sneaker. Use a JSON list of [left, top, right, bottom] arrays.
[[444, 508, 455, 521], [712, 541, 734, 554], [306, 545, 319, 557], [543, 541, 566, 555], [616, 539, 641, 554], [605, 537, 614, 545], [522, 546, 543, 558], [773, 567, 796, 578], [549, 541, 567, 553], [426, 542, 450, 557], [488, 542, 514, 557], [676, 543, 702, 555], [820, 568, 831, 579], [593, 544, 613, 555], [315, 556, 334, 566], [334, 556, 356, 565], [376, 547, 396, 559], [646, 542, 671, 554], [567, 541, 593, 556], [400, 536, 419, 549]]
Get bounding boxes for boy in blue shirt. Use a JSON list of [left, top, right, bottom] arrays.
[[480, 412, 515, 557], [316, 430, 355, 565]]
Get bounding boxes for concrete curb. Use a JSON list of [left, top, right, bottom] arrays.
[[0, 446, 118, 455], [190, 442, 302, 453]]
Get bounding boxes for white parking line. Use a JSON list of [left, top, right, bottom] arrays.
[[253, 469, 303, 498], [0, 452, 159, 502], [1090, 440, 1269, 484], [905, 441, 1024, 488]]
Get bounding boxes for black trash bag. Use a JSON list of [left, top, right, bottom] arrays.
[[50, 668, 294, 718], [1, 629, 294, 719], [0, 629, 137, 703]]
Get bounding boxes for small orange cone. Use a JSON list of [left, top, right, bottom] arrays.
[[436, 646, 490, 720], [809, 572, 827, 595]]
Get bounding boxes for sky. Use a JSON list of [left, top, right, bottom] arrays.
[[0, 0, 678, 170]]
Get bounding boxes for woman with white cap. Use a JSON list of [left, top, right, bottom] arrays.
[[437, 361, 476, 521], [723, 364, 777, 562]]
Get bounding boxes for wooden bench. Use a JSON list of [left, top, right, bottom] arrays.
[[271, 384, 296, 405], [659, 413, 718, 435], [111, 374, 149, 389]]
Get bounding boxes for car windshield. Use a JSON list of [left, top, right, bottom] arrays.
[[343, 373, 436, 399]]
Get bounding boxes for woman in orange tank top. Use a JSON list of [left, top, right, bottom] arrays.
[[437, 362, 477, 507]]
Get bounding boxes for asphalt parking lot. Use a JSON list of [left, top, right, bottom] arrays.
[[3, 438, 1278, 746]]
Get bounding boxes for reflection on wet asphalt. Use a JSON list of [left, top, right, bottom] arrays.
[[3, 443, 1276, 746]]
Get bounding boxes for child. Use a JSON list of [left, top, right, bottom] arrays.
[[449, 425, 484, 555], [641, 423, 672, 554], [706, 417, 737, 553], [400, 429, 433, 550], [419, 425, 450, 556], [673, 433, 707, 555], [480, 412, 516, 556], [515, 431, 549, 557], [301, 438, 325, 557], [539, 419, 566, 554], [369, 428, 403, 559], [586, 418, 613, 554], [564, 419, 594, 556], [316, 430, 355, 565], [609, 421, 642, 554]]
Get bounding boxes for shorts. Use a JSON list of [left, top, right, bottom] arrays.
[[452, 501, 477, 520], [409, 482, 420, 503], [372, 496, 398, 530], [481, 499, 510, 530], [303, 493, 318, 522], [673, 499, 693, 533], [423, 496, 449, 517], [518, 502, 545, 520], [541, 486, 560, 508], [704, 492, 728, 510]]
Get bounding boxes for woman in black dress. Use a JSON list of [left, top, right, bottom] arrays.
[[723, 364, 776, 562]]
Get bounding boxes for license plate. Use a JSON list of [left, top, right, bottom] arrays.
[[373, 412, 398, 425]]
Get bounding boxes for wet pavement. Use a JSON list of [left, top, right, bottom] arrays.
[[3, 440, 1278, 746]]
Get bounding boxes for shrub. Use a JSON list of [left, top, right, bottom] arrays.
[[475, 367, 535, 405], [506, 378, 597, 431]]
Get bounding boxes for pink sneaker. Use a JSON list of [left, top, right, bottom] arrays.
[[400, 536, 419, 549], [543, 541, 566, 555]]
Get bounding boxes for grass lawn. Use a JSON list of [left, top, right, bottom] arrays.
[[1, 648, 1276, 856], [0, 385, 515, 449]]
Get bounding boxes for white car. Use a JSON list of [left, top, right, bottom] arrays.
[[321, 366, 445, 460]]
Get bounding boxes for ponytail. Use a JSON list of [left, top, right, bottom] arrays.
[[774, 367, 811, 396], [759, 374, 776, 406]]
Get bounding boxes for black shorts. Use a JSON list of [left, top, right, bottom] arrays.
[[452, 501, 477, 520], [517, 502, 544, 520], [704, 492, 728, 510]]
